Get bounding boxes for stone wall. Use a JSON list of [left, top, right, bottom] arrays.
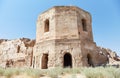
[[36, 6, 93, 43], [36, 7, 56, 42]]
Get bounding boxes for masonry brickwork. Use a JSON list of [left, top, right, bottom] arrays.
[[33, 6, 108, 69]]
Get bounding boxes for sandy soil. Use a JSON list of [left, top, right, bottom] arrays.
[[0, 74, 86, 78]]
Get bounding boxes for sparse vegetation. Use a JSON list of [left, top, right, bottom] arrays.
[[0, 67, 120, 78]]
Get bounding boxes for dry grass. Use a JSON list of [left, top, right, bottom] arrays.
[[0, 66, 120, 78]]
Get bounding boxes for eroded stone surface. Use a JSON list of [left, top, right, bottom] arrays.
[[0, 38, 35, 68]]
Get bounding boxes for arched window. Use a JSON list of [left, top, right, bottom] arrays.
[[82, 19, 87, 31], [44, 19, 49, 32]]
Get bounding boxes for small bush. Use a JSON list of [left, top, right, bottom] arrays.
[[3, 69, 14, 78], [23, 68, 42, 78], [81, 67, 120, 78], [0, 67, 4, 76], [46, 67, 63, 78]]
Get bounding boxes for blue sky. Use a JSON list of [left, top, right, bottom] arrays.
[[0, 0, 120, 55]]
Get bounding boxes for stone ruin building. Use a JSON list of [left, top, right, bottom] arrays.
[[32, 6, 109, 69], [0, 6, 120, 68]]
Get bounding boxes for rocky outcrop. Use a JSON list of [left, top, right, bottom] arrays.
[[97, 47, 120, 66], [0, 38, 35, 68], [0, 39, 7, 44]]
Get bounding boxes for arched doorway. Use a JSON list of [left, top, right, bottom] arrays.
[[64, 53, 72, 68], [41, 54, 48, 69], [87, 54, 93, 67]]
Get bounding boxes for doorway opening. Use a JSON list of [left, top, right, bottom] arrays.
[[64, 53, 72, 68], [87, 54, 93, 67], [41, 54, 48, 69]]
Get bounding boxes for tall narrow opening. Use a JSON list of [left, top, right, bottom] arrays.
[[30, 51, 33, 66], [17, 46, 20, 53], [33, 57, 35, 68], [64, 53, 72, 68], [87, 54, 93, 67], [44, 19, 49, 32], [42, 54, 48, 69], [82, 19, 87, 31]]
